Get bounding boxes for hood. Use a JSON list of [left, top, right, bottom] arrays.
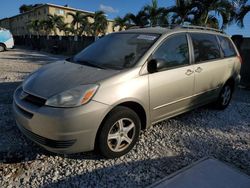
[[23, 61, 120, 98]]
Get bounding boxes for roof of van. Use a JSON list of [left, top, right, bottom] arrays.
[[121, 26, 227, 36]]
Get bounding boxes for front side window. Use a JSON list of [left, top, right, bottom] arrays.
[[190, 33, 221, 63], [218, 36, 237, 58], [72, 33, 159, 70], [152, 33, 189, 69]]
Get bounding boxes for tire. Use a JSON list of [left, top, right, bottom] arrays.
[[97, 106, 141, 159], [0, 44, 5, 52], [215, 83, 233, 110]]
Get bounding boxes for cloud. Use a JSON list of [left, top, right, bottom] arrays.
[[99, 4, 119, 13]]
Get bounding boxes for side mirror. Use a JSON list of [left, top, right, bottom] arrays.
[[147, 59, 166, 73]]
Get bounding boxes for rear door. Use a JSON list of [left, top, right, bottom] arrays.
[[217, 35, 240, 77], [189, 33, 228, 104], [149, 33, 195, 122]]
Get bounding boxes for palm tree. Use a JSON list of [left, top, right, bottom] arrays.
[[48, 14, 64, 35], [113, 16, 128, 31], [40, 19, 54, 36], [27, 20, 41, 36], [88, 11, 108, 36], [158, 8, 170, 27], [236, 1, 250, 27], [125, 10, 149, 27], [57, 22, 71, 36], [143, 0, 166, 26], [67, 11, 87, 35], [68, 25, 77, 36], [193, 0, 234, 29], [79, 17, 91, 35], [193, 15, 220, 29], [168, 0, 195, 24]]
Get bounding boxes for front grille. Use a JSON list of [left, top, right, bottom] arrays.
[[21, 90, 46, 107], [20, 126, 76, 149]]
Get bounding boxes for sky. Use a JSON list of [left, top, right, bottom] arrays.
[[0, 0, 249, 36]]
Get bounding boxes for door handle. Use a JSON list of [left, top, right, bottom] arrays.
[[195, 67, 203, 73], [185, 69, 194, 76]]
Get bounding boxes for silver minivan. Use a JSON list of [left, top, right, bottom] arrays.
[[13, 26, 241, 158]]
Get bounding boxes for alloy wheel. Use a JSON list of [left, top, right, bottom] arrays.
[[107, 118, 136, 152]]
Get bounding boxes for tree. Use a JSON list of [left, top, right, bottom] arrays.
[[125, 10, 149, 27], [27, 20, 42, 36], [236, 0, 250, 27], [88, 11, 108, 36], [40, 19, 54, 36], [143, 0, 167, 26], [193, 0, 234, 29], [57, 22, 71, 36], [78, 17, 91, 36], [158, 8, 170, 27], [192, 15, 220, 29], [113, 16, 128, 31], [67, 11, 88, 35], [168, 0, 196, 24], [47, 14, 64, 35], [19, 4, 43, 13]]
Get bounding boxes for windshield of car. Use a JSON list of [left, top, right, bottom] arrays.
[[71, 33, 160, 70]]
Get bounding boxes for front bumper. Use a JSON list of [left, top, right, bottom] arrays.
[[13, 86, 111, 154]]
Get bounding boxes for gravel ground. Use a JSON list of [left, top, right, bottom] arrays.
[[0, 48, 249, 188]]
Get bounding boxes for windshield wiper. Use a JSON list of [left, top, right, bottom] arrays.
[[76, 60, 105, 69]]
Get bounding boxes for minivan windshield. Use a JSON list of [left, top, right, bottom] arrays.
[[71, 33, 160, 70]]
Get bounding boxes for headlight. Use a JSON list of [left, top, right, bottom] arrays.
[[45, 84, 99, 107]]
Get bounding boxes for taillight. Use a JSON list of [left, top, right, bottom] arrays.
[[237, 55, 243, 64]]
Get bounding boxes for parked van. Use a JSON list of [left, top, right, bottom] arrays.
[[13, 26, 241, 158], [0, 28, 14, 51]]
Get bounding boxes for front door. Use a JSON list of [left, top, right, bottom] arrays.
[[149, 33, 195, 122]]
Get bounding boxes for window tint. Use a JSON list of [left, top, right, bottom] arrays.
[[152, 34, 189, 69], [218, 36, 237, 57], [190, 33, 221, 63]]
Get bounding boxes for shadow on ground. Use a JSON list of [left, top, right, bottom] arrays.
[[40, 154, 192, 187], [40, 136, 250, 187]]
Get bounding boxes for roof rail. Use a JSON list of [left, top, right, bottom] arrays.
[[180, 25, 225, 34], [127, 25, 152, 30], [126, 24, 225, 34]]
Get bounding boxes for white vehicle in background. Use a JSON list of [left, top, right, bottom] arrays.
[[0, 28, 14, 52]]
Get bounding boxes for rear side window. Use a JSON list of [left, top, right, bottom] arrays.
[[190, 33, 221, 63], [152, 33, 189, 69], [218, 36, 237, 58]]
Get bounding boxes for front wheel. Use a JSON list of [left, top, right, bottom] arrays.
[[215, 83, 233, 110], [97, 106, 141, 158]]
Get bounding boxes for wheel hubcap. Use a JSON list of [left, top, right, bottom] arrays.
[[107, 118, 135, 152], [0, 46, 4, 52], [221, 86, 231, 106]]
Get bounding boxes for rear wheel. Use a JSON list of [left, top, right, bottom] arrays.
[[0, 44, 5, 52], [215, 83, 233, 110], [97, 106, 141, 158]]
